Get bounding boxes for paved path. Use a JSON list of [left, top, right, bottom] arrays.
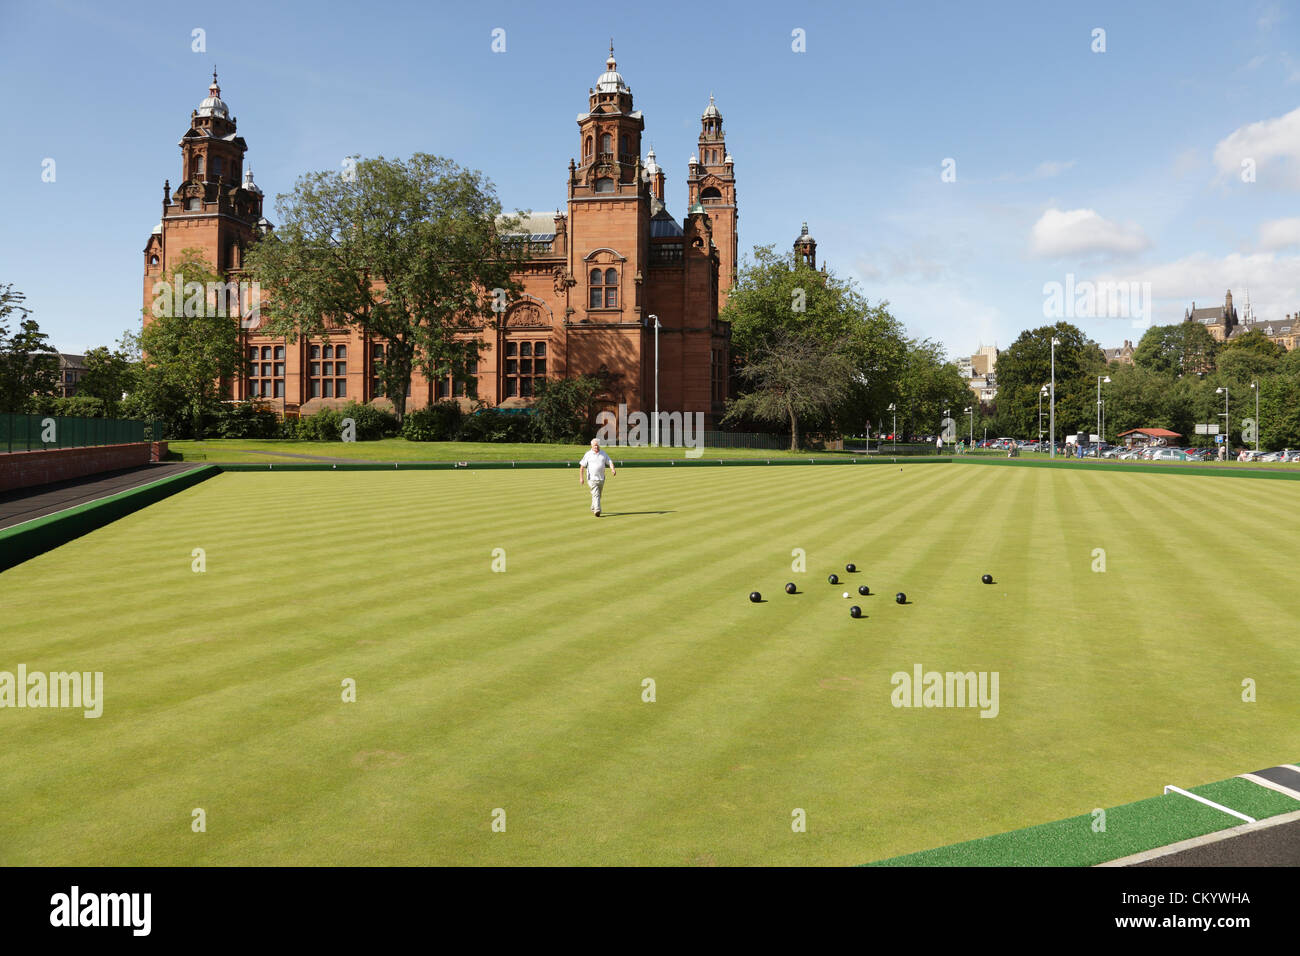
[[1132, 817, 1300, 866], [0, 463, 207, 531]]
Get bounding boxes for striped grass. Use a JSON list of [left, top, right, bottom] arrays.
[[0, 464, 1295, 865]]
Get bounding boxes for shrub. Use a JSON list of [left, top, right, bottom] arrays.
[[337, 400, 399, 440], [533, 375, 602, 443], [401, 402, 463, 442], [297, 407, 343, 441], [459, 408, 537, 443], [212, 401, 279, 438], [27, 395, 108, 418]]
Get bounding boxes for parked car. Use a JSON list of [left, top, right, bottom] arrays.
[[1148, 447, 1190, 461]]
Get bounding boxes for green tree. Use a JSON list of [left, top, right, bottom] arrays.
[[77, 335, 136, 413], [0, 284, 60, 412], [1257, 375, 1300, 449], [722, 245, 906, 436], [723, 330, 857, 449], [892, 338, 972, 441], [1132, 322, 1218, 376], [138, 249, 243, 438], [992, 323, 1107, 444], [243, 153, 526, 423], [533, 374, 604, 443]]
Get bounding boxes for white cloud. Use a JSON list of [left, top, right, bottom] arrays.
[[995, 160, 1075, 183], [1097, 251, 1300, 324], [1258, 217, 1300, 249], [1212, 106, 1300, 186], [1028, 208, 1152, 258]]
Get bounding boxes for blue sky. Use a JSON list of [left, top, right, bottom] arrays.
[[2, 0, 1298, 357]]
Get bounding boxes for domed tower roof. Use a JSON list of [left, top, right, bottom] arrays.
[[595, 43, 629, 94], [643, 146, 661, 177], [702, 93, 722, 120], [241, 168, 263, 195], [794, 222, 817, 268], [197, 68, 229, 119]]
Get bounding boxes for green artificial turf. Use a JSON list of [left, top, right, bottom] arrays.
[[870, 777, 1300, 866], [1, 464, 1296, 865]]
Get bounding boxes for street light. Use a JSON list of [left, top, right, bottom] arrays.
[[1038, 385, 1048, 446], [651, 314, 660, 446], [1050, 337, 1061, 458], [1096, 374, 1111, 455], [1250, 381, 1259, 452], [887, 402, 896, 454], [964, 405, 973, 447], [943, 407, 950, 451], [1215, 386, 1229, 458]]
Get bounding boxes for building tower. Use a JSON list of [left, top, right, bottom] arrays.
[[794, 221, 816, 268], [575, 44, 645, 190], [686, 94, 738, 314], [143, 71, 270, 325]]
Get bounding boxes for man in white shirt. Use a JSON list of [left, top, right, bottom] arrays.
[[579, 438, 616, 516]]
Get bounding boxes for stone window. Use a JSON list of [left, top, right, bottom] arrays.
[[503, 342, 544, 398], [588, 268, 618, 308]]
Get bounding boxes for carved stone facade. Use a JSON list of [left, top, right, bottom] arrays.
[[143, 54, 734, 425]]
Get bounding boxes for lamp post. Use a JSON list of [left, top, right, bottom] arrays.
[[1096, 374, 1111, 455], [1050, 337, 1061, 458], [887, 403, 896, 454], [964, 405, 973, 447], [1038, 385, 1048, 447], [1250, 381, 1259, 452], [1215, 386, 1229, 458], [943, 407, 950, 452], [651, 314, 660, 446]]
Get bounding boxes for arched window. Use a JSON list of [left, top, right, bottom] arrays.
[[700, 186, 722, 201], [621, 135, 630, 155], [149, 254, 159, 265], [601, 133, 612, 154], [588, 266, 619, 308], [603, 268, 618, 308], [584, 135, 593, 158], [186, 197, 200, 211], [594, 177, 614, 193], [193, 156, 204, 179]]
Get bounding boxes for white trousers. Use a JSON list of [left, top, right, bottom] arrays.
[[588, 477, 605, 513]]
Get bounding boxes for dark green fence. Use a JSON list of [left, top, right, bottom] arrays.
[[702, 431, 788, 450], [0, 414, 164, 454]]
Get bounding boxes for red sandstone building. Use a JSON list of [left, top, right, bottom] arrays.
[[143, 52, 736, 425]]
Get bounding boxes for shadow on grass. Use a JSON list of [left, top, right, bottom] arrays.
[[598, 511, 677, 518]]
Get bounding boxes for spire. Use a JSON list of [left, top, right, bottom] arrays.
[[595, 42, 628, 93], [197, 68, 229, 119]]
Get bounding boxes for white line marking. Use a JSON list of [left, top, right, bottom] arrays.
[[1238, 772, 1300, 800], [1163, 785, 1255, 823]]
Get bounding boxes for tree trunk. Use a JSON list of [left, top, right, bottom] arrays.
[[788, 404, 799, 452]]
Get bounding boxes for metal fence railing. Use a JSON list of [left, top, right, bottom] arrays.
[[701, 431, 789, 450], [0, 414, 164, 454]]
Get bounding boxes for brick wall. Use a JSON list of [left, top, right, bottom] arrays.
[[0, 443, 156, 493]]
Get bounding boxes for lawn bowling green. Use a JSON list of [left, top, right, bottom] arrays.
[[1, 461, 1296, 866]]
